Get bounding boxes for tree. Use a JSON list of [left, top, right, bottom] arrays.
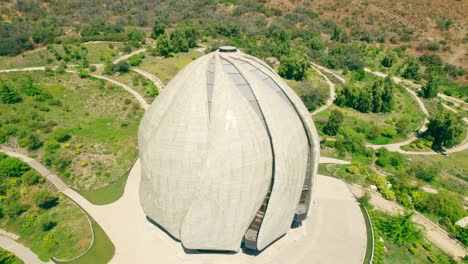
[[323, 109, 344, 136], [0, 157, 30, 178], [278, 52, 309, 81], [335, 126, 367, 154], [402, 60, 420, 80], [419, 76, 439, 98], [33, 190, 59, 209], [0, 82, 21, 104], [377, 213, 423, 246], [381, 55, 395, 67], [152, 20, 166, 39], [155, 35, 171, 57], [427, 112, 464, 148]]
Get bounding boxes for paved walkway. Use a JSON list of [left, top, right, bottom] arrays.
[[88, 74, 149, 110], [112, 48, 147, 64], [319, 156, 351, 165], [62, 161, 367, 264], [348, 184, 467, 259], [131, 67, 165, 91], [310, 63, 336, 116], [0, 236, 52, 264]]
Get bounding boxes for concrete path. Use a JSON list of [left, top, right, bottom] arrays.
[[348, 184, 467, 260], [0, 236, 52, 264], [319, 156, 351, 165], [310, 63, 336, 116], [0, 229, 19, 241], [310, 61, 346, 84], [131, 67, 165, 91], [62, 161, 367, 264], [88, 74, 149, 110], [112, 48, 146, 64], [0, 148, 68, 192]]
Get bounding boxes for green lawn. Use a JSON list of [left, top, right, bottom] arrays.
[[360, 205, 374, 264], [108, 70, 157, 104], [76, 160, 133, 205], [139, 49, 203, 84], [0, 71, 142, 190], [406, 150, 468, 196], [0, 155, 92, 261], [54, 215, 115, 264]]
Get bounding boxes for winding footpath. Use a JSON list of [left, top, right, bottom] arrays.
[[0, 235, 52, 264], [309, 62, 468, 155], [112, 48, 147, 64], [310, 63, 336, 116], [349, 184, 467, 259]]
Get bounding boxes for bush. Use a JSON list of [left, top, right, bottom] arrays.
[[53, 128, 71, 142], [5, 202, 30, 218], [18, 133, 43, 150], [381, 126, 397, 138], [278, 52, 310, 81], [0, 157, 30, 178], [21, 170, 42, 186], [41, 219, 57, 231], [0, 82, 21, 104], [33, 190, 59, 209]]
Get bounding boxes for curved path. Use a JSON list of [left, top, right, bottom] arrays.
[[88, 73, 149, 110], [63, 162, 367, 264], [112, 48, 147, 64], [0, 67, 149, 110], [131, 67, 165, 91], [310, 63, 336, 116], [0, 235, 52, 264], [310, 63, 468, 155], [348, 184, 467, 260]]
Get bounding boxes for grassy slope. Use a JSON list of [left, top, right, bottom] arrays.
[[0, 71, 142, 190], [139, 49, 203, 84], [54, 216, 115, 264]]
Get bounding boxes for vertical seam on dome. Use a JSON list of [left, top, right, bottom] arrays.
[[234, 54, 314, 221], [219, 54, 276, 251]]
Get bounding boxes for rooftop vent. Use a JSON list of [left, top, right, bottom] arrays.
[[219, 46, 237, 53]]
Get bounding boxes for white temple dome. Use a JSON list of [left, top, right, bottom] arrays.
[[138, 47, 320, 252]]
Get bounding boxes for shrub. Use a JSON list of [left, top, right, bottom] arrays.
[[18, 133, 43, 150], [381, 126, 397, 138], [41, 220, 57, 231], [53, 128, 71, 142], [5, 202, 30, 218], [0, 82, 21, 104], [0, 157, 30, 178], [21, 170, 42, 186], [33, 190, 59, 209]]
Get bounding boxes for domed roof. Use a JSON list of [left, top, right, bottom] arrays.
[[138, 47, 320, 252]]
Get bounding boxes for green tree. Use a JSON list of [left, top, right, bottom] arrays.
[[0, 82, 21, 104], [427, 112, 464, 148], [0, 157, 30, 178], [278, 52, 310, 81], [381, 55, 395, 67], [323, 109, 344, 136], [419, 76, 439, 98], [152, 20, 166, 39], [378, 213, 423, 246], [402, 60, 420, 80], [155, 34, 171, 57], [33, 190, 59, 209], [335, 126, 367, 154]]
